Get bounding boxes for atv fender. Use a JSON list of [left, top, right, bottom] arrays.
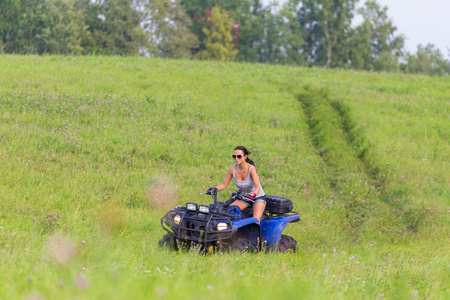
[[231, 217, 261, 249], [261, 215, 300, 245], [231, 217, 260, 229]]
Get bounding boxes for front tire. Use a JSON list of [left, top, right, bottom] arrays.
[[158, 234, 178, 251], [266, 235, 297, 253], [225, 237, 257, 253]]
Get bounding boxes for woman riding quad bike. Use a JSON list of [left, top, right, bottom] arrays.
[[158, 187, 300, 253]]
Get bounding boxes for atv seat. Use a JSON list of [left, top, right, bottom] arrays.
[[230, 191, 294, 215], [242, 209, 269, 221]]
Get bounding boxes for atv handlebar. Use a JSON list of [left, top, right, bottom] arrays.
[[202, 188, 251, 208], [203, 187, 218, 203], [223, 190, 251, 208]]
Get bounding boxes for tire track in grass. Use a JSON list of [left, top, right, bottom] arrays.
[[297, 85, 423, 239], [298, 85, 377, 237], [329, 99, 427, 232]]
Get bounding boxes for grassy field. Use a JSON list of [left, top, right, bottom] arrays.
[[0, 55, 448, 299]]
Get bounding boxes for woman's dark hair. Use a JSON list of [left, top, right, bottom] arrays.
[[235, 146, 255, 166]]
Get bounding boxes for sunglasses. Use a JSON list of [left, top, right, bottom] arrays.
[[232, 155, 244, 159]]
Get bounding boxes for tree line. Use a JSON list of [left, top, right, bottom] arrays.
[[1, 0, 449, 76]]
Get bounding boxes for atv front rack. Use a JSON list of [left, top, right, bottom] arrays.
[[161, 208, 238, 244]]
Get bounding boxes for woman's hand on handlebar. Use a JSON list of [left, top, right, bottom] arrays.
[[205, 187, 218, 195], [246, 192, 257, 201]]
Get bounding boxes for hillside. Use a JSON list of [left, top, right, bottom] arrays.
[[0, 55, 448, 299]]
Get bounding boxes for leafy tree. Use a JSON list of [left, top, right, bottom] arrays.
[[278, 1, 307, 65], [282, 0, 320, 65], [135, 0, 171, 55], [84, 0, 147, 55], [0, 0, 20, 53], [257, 5, 291, 64], [136, 0, 198, 58], [346, 16, 372, 70], [349, 0, 404, 72], [5, 0, 86, 54], [231, 0, 264, 62], [199, 6, 238, 61], [46, 0, 87, 54], [236, 0, 288, 64], [182, 0, 301, 63], [402, 44, 450, 76], [179, 0, 211, 50], [181, 0, 245, 35], [316, 0, 357, 68], [76, 0, 101, 54], [181, 0, 257, 59], [14, 0, 50, 54], [158, 0, 199, 59], [281, 0, 356, 68], [227, 0, 263, 62]]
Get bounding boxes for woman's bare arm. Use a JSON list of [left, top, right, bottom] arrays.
[[249, 167, 261, 195], [216, 166, 234, 191]]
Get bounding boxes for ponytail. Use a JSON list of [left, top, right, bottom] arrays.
[[246, 157, 255, 166]]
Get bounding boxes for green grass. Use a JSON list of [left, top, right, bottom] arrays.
[[0, 55, 448, 299]]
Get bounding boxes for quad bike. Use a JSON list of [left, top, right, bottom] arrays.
[[158, 188, 300, 253]]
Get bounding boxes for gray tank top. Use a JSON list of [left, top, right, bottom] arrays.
[[233, 165, 265, 198]]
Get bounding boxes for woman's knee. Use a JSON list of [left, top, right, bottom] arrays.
[[253, 201, 266, 210], [232, 200, 249, 210]]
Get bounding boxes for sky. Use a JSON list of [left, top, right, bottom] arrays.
[[266, 0, 450, 57], [375, 0, 450, 56]]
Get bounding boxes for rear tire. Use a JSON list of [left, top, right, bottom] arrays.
[[158, 234, 178, 251]]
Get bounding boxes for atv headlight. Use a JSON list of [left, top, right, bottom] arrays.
[[173, 214, 181, 225], [199, 205, 210, 214], [216, 222, 228, 231], [186, 203, 197, 211]]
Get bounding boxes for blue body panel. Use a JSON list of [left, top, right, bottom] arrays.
[[260, 215, 300, 244], [226, 206, 243, 218], [231, 217, 260, 229]]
